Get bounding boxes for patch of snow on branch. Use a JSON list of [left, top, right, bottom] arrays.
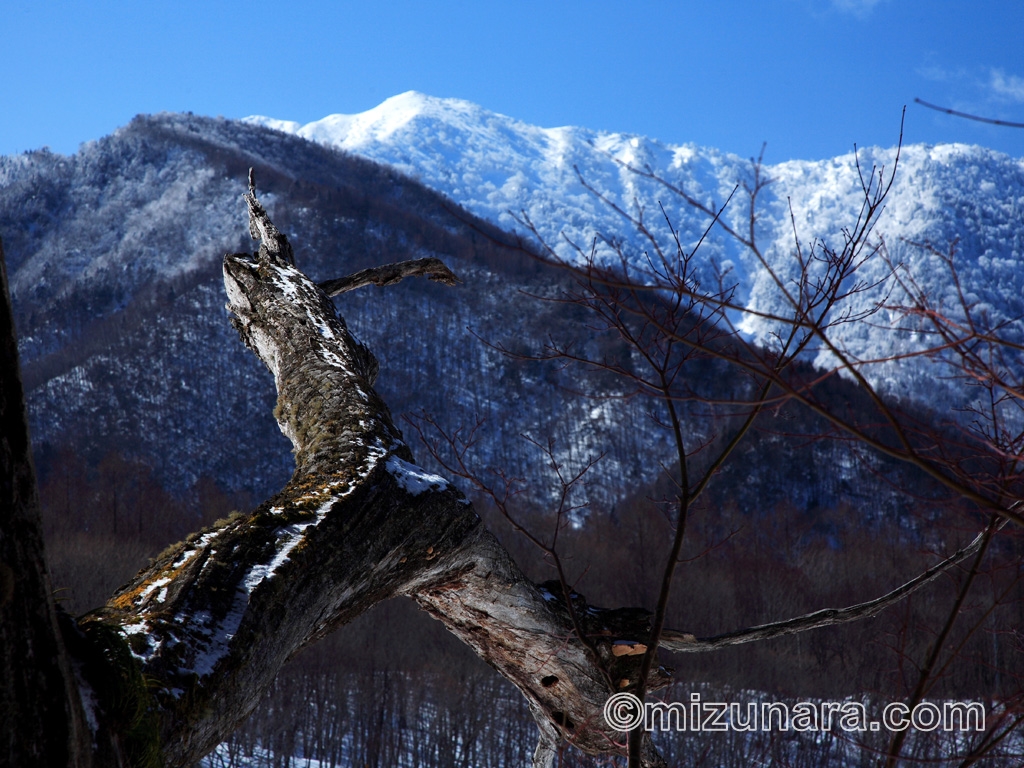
[[190, 495, 342, 678], [386, 454, 450, 495]]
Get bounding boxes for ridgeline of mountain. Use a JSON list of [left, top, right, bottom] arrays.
[[4, 100, 1019, 768], [1, 113, 683, 505], [250, 91, 1024, 406], [3, 100, 1017, 525]]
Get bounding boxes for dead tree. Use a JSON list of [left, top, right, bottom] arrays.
[[0, 183, 1003, 768]]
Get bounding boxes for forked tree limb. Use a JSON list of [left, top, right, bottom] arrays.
[[65, 182, 1001, 768]]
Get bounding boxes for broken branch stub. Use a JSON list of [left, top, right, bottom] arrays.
[[318, 257, 459, 296]]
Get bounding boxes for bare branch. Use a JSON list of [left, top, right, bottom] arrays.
[[661, 520, 1005, 652], [915, 98, 1024, 129]]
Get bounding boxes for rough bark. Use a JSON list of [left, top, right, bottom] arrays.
[[318, 257, 459, 296], [0, 236, 94, 767]]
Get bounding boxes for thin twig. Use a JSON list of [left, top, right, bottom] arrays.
[[660, 520, 1005, 652], [915, 98, 1024, 129]]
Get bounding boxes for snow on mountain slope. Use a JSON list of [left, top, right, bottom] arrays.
[[247, 92, 1024, 407], [0, 114, 689, 504], [754, 144, 1024, 404], [245, 91, 741, 283]]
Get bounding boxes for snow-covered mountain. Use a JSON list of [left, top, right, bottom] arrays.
[[4, 98, 1020, 768], [248, 92, 1024, 406], [3, 93, 1021, 517], [246, 91, 740, 279]]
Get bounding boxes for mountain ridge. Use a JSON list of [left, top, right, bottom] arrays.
[[3, 96, 1020, 520], [2, 112, 683, 505], [247, 92, 1024, 408]]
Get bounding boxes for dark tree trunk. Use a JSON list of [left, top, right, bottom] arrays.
[[0, 236, 94, 767]]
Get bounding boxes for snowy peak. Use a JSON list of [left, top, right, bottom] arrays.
[[244, 92, 733, 284], [247, 91, 502, 151], [4, 102, 1020, 523]]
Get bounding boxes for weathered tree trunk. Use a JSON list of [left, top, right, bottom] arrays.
[[68, 191, 664, 767]]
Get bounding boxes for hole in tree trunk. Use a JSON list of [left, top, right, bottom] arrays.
[[552, 711, 575, 731]]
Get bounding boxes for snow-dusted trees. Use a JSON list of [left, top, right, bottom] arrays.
[[443, 125, 1024, 767], [1, 165, 1019, 768]]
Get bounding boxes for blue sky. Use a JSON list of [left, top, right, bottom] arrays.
[[3, 0, 1023, 161]]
